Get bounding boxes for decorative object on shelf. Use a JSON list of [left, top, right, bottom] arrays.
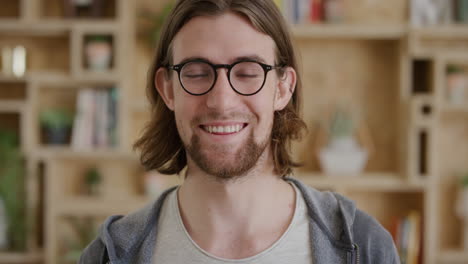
[[83, 167, 102, 196], [324, 0, 344, 23], [446, 65, 466, 105], [1, 45, 27, 77], [456, 0, 468, 23], [0, 197, 7, 250], [40, 108, 74, 145], [456, 173, 468, 250], [64, 0, 104, 18], [0, 129, 26, 251], [410, 0, 454, 26], [315, 106, 373, 176], [139, 1, 175, 48], [84, 35, 113, 71], [62, 216, 97, 263]]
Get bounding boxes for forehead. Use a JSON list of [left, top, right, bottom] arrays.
[[172, 12, 276, 64]]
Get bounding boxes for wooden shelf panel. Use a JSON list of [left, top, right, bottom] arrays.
[[0, 100, 25, 113], [34, 146, 136, 160], [291, 24, 407, 39], [295, 172, 425, 191], [54, 197, 149, 216], [438, 249, 468, 263], [0, 252, 43, 264], [411, 25, 468, 39], [441, 104, 468, 113], [0, 20, 118, 35]]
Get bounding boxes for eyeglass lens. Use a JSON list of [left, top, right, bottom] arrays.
[[180, 61, 265, 95]]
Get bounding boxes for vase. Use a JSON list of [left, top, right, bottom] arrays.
[[42, 126, 71, 145], [318, 137, 368, 175], [85, 40, 112, 71]]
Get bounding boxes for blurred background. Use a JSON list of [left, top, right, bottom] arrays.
[[0, 0, 468, 263]]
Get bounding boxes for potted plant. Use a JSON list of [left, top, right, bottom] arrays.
[[317, 107, 370, 176], [446, 65, 466, 105], [456, 173, 468, 249], [40, 108, 74, 145], [85, 35, 113, 71], [0, 129, 26, 251], [84, 167, 101, 196]]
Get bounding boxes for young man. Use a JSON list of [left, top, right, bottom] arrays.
[[80, 0, 399, 263]]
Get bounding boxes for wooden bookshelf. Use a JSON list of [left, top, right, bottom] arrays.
[[1, 0, 468, 263]]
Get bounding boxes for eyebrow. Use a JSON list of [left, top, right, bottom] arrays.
[[176, 54, 269, 65]]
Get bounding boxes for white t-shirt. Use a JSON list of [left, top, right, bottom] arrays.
[[153, 183, 312, 263]]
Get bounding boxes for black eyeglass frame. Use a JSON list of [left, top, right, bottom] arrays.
[[166, 59, 284, 96]]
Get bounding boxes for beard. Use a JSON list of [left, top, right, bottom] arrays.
[[183, 113, 271, 181]]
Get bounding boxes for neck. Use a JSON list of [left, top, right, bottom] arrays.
[[177, 152, 296, 259]]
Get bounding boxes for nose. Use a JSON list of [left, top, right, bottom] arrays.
[[205, 69, 239, 110]]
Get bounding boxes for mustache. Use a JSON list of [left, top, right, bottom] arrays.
[[191, 111, 254, 125]]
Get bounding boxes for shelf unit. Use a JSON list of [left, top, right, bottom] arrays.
[[0, 0, 135, 263], [1, 0, 468, 263]]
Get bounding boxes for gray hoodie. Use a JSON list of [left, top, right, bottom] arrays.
[[79, 177, 400, 264]]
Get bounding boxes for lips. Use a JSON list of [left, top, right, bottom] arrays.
[[200, 123, 247, 134]]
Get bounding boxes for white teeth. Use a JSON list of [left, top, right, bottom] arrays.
[[203, 124, 244, 134]]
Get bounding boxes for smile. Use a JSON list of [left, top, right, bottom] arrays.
[[201, 123, 247, 134]]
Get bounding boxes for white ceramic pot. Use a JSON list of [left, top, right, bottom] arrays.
[[85, 40, 112, 71], [318, 137, 368, 176]]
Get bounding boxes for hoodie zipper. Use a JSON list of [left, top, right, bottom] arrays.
[[353, 243, 360, 264]]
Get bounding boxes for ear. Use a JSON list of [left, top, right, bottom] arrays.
[[155, 67, 175, 111], [274, 66, 296, 111]]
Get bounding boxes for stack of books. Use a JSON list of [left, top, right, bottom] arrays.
[[274, 0, 344, 24], [71, 87, 118, 150], [390, 211, 423, 264]]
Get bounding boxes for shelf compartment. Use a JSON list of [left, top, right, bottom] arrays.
[[292, 39, 403, 175], [46, 156, 145, 199], [346, 190, 425, 263], [0, 79, 27, 101], [34, 85, 119, 149], [71, 24, 118, 80], [0, 0, 20, 19], [0, 112, 21, 143], [0, 35, 70, 74], [40, 0, 117, 20]]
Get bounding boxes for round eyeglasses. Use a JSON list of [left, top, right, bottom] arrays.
[[166, 59, 283, 96]]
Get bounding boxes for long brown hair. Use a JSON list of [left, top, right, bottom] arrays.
[[134, 0, 307, 177]]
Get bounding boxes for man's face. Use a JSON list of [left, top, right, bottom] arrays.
[[158, 12, 292, 180]]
